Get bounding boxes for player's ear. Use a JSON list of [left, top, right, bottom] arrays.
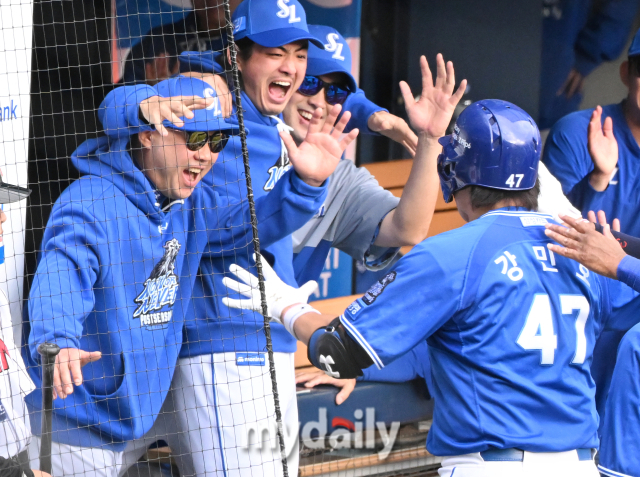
[[226, 46, 240, 72], [137, 130, 154, 150], [620, 60, 630, 88]]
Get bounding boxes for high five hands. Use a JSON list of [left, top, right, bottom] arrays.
[[400, 54, 467, 139], [280, 104, 359, 187], [588, 105, 618, 191]]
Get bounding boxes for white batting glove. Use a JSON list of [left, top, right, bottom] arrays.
[[222, 255, 319, 335]]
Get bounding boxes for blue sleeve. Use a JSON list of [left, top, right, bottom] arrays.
[[98, 84, 157, 139], [203, 169, 328, 254], [574, 0, 640, 77], [541, 112, 594, 210], [360, 341, 432, 389], [28, 202, 104, 361], [598, 323, 640, 477], [339, 243, 463, 368], [617, 255, 640, 293], [602, 277, 640, 332], [343, 89, 387, 134]]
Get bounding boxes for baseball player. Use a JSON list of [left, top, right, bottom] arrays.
[[544, 213, 640, 477], [162, 17, 575, 476], [0, 182, 50, 477], [23, 76, 344, 477], [99, 4, 366, 476], [542, 26, 640, 424], [223, 98, 640, 476]]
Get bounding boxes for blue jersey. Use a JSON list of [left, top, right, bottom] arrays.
[[598, 322, 640, 477], [339, 208, 640, 456], [597, 255, 640, 477], [543, 103, 640, 235], [542, 101, 640, 423], [360, 341, 432, 391]]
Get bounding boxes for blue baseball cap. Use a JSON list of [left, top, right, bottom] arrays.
[[629, 28, 640, 57], [306, 25, 357, 92], [232, 0, 323, 49], [154, 77, 240, 135]]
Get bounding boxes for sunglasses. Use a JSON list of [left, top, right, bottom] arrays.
[[297, 76, 351, 105], [181, 130, 229, 153]]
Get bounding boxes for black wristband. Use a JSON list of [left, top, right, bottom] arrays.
[[594, 223, 640, 259]]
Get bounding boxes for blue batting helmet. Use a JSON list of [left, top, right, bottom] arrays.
[[437, 99, 541, 203]]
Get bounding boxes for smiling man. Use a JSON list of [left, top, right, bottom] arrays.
[[23, 76, 335, 477], [96, 3, 359, 474]]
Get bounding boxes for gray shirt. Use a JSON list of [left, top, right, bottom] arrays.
[[292, 159, 400, 284]]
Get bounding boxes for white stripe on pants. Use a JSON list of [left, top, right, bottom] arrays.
[[438, 451, 600, 477], [170, 352, 299, 477]]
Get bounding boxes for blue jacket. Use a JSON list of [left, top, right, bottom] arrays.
[[24, 125, 327, 450], [97, 83, 332, 356]]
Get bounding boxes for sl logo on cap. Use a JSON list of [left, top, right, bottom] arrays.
[[204, 88, 222, 116], [324, 33, 345, 61], [277, 0, 301, 23]]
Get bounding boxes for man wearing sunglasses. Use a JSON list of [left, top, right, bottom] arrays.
[[284, 25, 437, 288], [542, 27, 640, 434], [98, 2, 361, 475], [24, 76, 335, 477]]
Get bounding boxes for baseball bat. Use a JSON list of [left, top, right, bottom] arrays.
[[38, 343, 60, 475]]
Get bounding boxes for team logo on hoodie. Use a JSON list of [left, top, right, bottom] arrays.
[[133, 238, 181, 329], [263, 154, 291, 191]]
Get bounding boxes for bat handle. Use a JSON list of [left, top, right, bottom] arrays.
[[38, 343, 60, 475]]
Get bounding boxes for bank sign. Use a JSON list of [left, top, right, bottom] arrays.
[[0, 0, 33, 324]]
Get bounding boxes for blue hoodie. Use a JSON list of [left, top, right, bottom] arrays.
[[94, 83, 333, 356], [24, 128, 327, 450]]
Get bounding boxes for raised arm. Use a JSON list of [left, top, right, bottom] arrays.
[[375, 54, 467, 248], [99, 84, 214, 138]]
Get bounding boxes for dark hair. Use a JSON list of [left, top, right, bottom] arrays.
[[234, 37, 256, 62], [468, 177, 541, 211]]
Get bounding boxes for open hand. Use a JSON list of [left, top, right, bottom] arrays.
[[588, 106, 618, 191], [139, 95, 215, 137], [53, 348, 102, 399], [296, 368, 356, 405], [544, 213, 626, 279], [280, 104, 359, 187], [180, 72, 233, 118], [399, 54, 467, 138]]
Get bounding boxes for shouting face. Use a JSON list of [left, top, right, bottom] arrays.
[[237, 41, 308, 116], [139, 128, 218, 200]]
